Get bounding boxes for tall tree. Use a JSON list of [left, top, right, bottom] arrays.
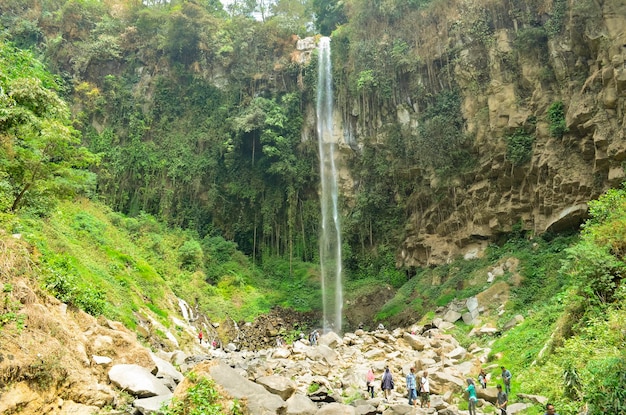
[[312, 0, 346, 35], [0, 42, 97, 213]]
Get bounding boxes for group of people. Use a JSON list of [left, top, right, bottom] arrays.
[[367, 364, 558, 415], [197, 331, 218, 348], [365, 366, 431, 408]]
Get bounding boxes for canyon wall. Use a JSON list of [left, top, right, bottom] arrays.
[[317, 0, 626, 266]]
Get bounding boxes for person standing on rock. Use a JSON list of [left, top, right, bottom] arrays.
[[478, 369, 487, 388], [198, 331, 203, 344], [381, 366, 394, 401], [366, 368, 375, 398], [501, 366, 512, 395], [466, 378, 478, 415], [406, 367, 418, 408], [496, 384, 508, 415], [310, 330, 319, 346], [420, 370, 430, 408]]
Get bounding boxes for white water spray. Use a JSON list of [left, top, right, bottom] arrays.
[[316, 37, 343, 333]]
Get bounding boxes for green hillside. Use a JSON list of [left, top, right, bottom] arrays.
[[1, 1, 626, 414]]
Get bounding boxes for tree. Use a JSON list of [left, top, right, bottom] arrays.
[[0, 42, 98, 213], [312, 0, 346, 35]]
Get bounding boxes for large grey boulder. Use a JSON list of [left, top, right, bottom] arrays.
[[133, 394, 173, 415], [273, 347, 292, 359], [315, 402, 356, 414], [476, 386, 499, 403], [517, 393, 548, 405], [151, 353, 183, 383], [466, 297, 479, 313], [108, 364, 171, 398], [402, 333, 427, 351], [285, 394, 318, 415], [319, 331, 343, 348], [209, 362, 286, 414], [306, 344, 339, 365], [508, 402, 533, 414], [257, 375, 297, 400], [442, 309, 462, 323], [429, 371, 465, 395], [354, 403, 378, 415]]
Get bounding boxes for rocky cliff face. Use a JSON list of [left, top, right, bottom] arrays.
[[319, 0, 626, 266]]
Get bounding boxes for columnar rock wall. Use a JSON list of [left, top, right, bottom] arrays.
[[329, 0, 626, 266]]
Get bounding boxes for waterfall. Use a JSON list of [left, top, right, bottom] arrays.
[[316, 37, 343, 333]]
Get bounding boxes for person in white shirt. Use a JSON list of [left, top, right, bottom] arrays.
[[420, 371, 430, 408]]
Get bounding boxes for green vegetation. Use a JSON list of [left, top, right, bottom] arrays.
[[505, 129, 535, 166], [0, 41, 98, 214], [0, 284, 26, 329], [162, 373, 242, 415], [1, 2, 625, 413], [545, 0, 569, 37], [7, 199, 323, 328], [547, 101, 568, 138], [486, 186, 626, 414]]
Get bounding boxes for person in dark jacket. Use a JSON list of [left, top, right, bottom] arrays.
[[381, 366, 394, 401]]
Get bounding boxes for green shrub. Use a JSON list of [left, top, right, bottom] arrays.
[[43, 269, 107, 316], [505, 129, 534, 166], [179, 239, 204, 271], [547, 101, 567, 138], [583, 357, 626, 414], [161, 376, 238, 415]]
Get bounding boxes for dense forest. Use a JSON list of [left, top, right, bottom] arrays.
[[1, 0, 626, 413]]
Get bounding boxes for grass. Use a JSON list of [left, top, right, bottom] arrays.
[[4, 198, 328, 336]]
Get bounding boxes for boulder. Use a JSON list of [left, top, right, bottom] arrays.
[[507, 402, 533, 414], [429, 371, 465, 395], [502, 315, 524, 331], [476, 387, 499, 403], [442, 310, 462, 323], [354, 403, 378, 415], [133, 394, 173, 415], [285, 394, 317, 415], [151, 353, 183, 383], [466, 297, 479, 313], [257, 375, 297, 400], [445, 347, 467, 361], [402, 333, 427, 351], [315, 402, 356, 414], [92, 355, 112, 365], [273, 347, 292, 359], [108, 364, 171, 398], [208, 362, 286, 414], [517, 393, 548, 405], [306, 344, 339, 365], [320, 331, 343, 348]]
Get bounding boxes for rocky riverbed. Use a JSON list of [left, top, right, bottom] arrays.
[[123, 323, 547, 415]]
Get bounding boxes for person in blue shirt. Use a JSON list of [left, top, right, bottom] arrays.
[[406, 367, 418, 408]]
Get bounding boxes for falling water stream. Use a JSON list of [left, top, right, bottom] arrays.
[[316, 37, 343, 333]]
